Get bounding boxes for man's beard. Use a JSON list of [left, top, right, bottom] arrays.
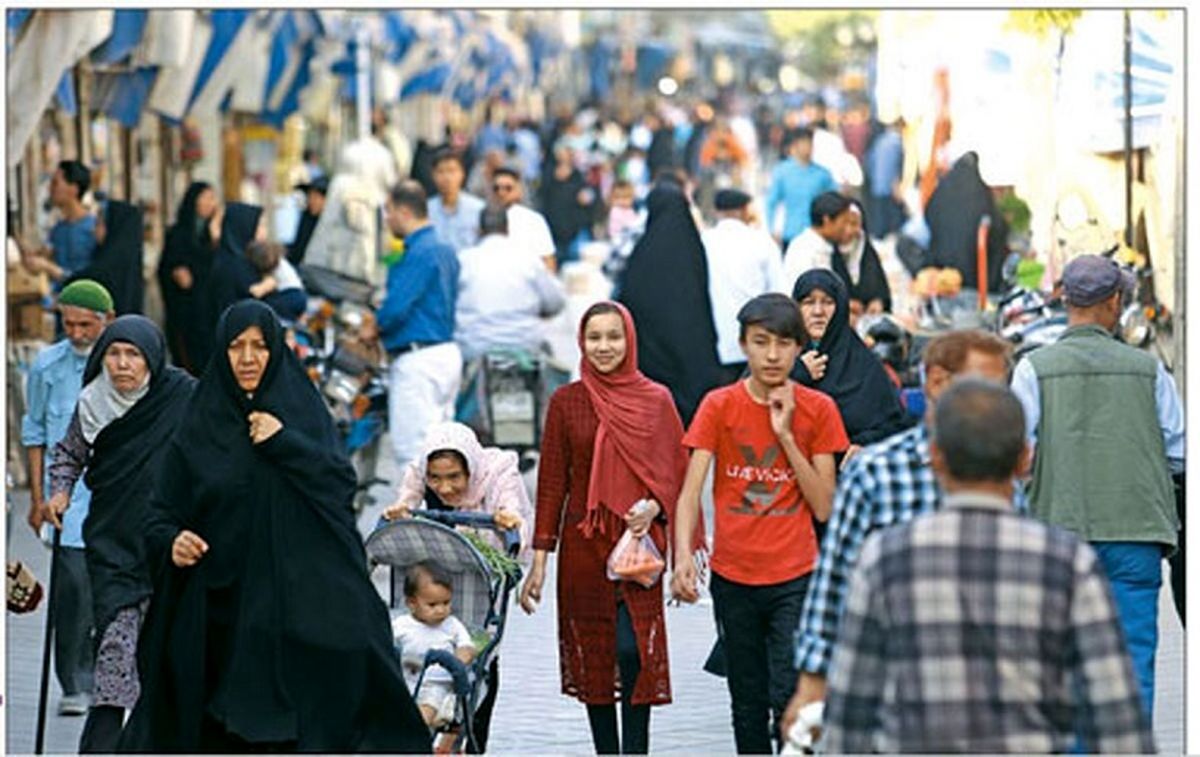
[[70, 341, 94, 357]]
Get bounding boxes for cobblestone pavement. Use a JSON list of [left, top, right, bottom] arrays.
[[5, 442, 1184, 754]]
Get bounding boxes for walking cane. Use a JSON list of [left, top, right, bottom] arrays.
[[34, 524, 62, 754]]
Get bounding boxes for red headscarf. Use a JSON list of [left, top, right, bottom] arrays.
[[578, 302, 705, 553]]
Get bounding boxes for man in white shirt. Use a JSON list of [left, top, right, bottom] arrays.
[[490, 167, 558, 272], [701, 189, 789, 383], [455, 203, 567, 362], [782, 191, 852, 290]]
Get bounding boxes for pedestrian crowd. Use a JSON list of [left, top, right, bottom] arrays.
[[10, 90, 1184, 755]]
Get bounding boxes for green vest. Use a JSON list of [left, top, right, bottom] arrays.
[[1028, 324, 1177, 548]]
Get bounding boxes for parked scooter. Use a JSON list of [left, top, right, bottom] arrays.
[[297, 264, 389, 511]]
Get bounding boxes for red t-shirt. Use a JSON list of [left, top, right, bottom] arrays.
[[683, 381, 849, 586]]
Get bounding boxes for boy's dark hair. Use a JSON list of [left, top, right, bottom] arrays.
[[809, 191, 852, 229], [492, 166, 521, 183], [404, 561, 454, 599], [246, 240, 284, 274], [933, 379, 1026, 483], [389, 180, 428, 219], [431, 147, 466, 171], [784, 127, 815, 150], [58, 160, 91, 198], [479, 203, 509, 236], [737, 293, 804, 342], [302, 148, 319, 163]]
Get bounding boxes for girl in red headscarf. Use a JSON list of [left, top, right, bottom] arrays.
[[520, 301, 703, 755]]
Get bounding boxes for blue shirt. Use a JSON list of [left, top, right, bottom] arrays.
[[866, 129, 903, 198], [20, 340, 91, 548], [429, 192, 486, 252], [48, 215, 98, 284], [377, 226, 459, 351], [766, 158, 837, 242], [1011, 355, 1185, 474]]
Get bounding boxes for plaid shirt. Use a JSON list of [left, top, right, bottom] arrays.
[[795, 423, 1027, 676], [821, 492, 1154, 754]]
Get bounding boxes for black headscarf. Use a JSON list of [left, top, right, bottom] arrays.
[[924, 151, 1009, 293], [617, 184, 725, 424], [158, 182, 216, 372], [78, 315, 196, 630], [539, 164, 590, 255], [65, 200, 144, 316], [790, 270, 912, 446], [122, 301, 429, 752], [202, 203, 263, 369]]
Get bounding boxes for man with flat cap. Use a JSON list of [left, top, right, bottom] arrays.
[[288, 175, 328, 266], [1010, 253, 1184, 727], [22, 279, 115, 716], [701, 188, 789, 383]]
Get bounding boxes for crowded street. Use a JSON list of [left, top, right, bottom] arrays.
[[4, 7, 1188, 756]]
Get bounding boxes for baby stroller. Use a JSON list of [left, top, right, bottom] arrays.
[[365, 511, 522, 753]]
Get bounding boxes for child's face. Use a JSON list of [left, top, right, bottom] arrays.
[[583, 312, 628, 375], [407, 578, 453, 626], [740, 324, 800, 388], [610, 190, 634, 209]]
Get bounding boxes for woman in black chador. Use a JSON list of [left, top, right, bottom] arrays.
[[120, 301, 430, 753]]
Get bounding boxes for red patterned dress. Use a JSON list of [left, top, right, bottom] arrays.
[[533, 382, 673, 706]]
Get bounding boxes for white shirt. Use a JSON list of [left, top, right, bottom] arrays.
[[812, 127, 863, 188], [455, 234, 567, 361], [272, 258, 303, 292], [506, 203, 557, 263], [392, 613, 472, 691], [701, 218, 789, 364], [782, 227, 837, 291]]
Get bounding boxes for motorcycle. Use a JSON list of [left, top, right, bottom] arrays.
[[296, 265, 390, 511]]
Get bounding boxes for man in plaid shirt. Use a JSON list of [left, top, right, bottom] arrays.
[[784, 330, 1015, 737], [819, 380, 1152, 753]]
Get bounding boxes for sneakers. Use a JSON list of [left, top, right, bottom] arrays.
[[57, 693, 90, 716]]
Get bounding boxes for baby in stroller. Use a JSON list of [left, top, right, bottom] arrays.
[[394, 562, 477, 747]]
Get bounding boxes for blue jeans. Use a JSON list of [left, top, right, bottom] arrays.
[[1091, 541, 1163, 721]]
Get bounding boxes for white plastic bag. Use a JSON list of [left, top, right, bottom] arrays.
[[606, 529, 665, 589]]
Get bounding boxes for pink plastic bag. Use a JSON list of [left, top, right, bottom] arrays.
[[606, 529, 666, 588]]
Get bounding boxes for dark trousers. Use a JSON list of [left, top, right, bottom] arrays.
[[586, 601, 650, 754], [710, 571, 810, 755], [53, 546, 95, 697], [1170, 473, 1185, 626]]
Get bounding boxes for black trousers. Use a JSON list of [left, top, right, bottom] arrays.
[[710, 571, 810, 755], [53, 546, 95, 697], [1170, 472, 1185, 626], [79, 705, 124, 753], [585, 601, 650, 754]]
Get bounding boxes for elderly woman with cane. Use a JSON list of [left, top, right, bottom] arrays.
[[44, 315, 196, 752]]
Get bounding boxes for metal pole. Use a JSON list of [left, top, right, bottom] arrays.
[[34, 527, 62, 754], [1123, 10, 1133, 248]]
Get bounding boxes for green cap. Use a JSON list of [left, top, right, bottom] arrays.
[[58, 279, 114, 314]]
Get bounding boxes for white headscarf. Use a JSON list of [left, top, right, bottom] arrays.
[[77, 362, 151, 444]]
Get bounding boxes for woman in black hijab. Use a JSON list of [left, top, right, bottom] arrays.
[[831, 199, 892, 316], [616, 183, 725, 425], [66, 200, 145, 316], [121, 301, 430, 753], [540, 144, 593, 266], [202, 202, 263, 367], [45, 315, 196, 752], [790, 269, 912, 449], [158, 182, 218, 373], [924, 151, 1009, 294]]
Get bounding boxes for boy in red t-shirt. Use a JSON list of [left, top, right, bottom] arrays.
[[672, 293, 848, 754]]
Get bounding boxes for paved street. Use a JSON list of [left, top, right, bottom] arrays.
[[4, 446, 1185, 754]]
